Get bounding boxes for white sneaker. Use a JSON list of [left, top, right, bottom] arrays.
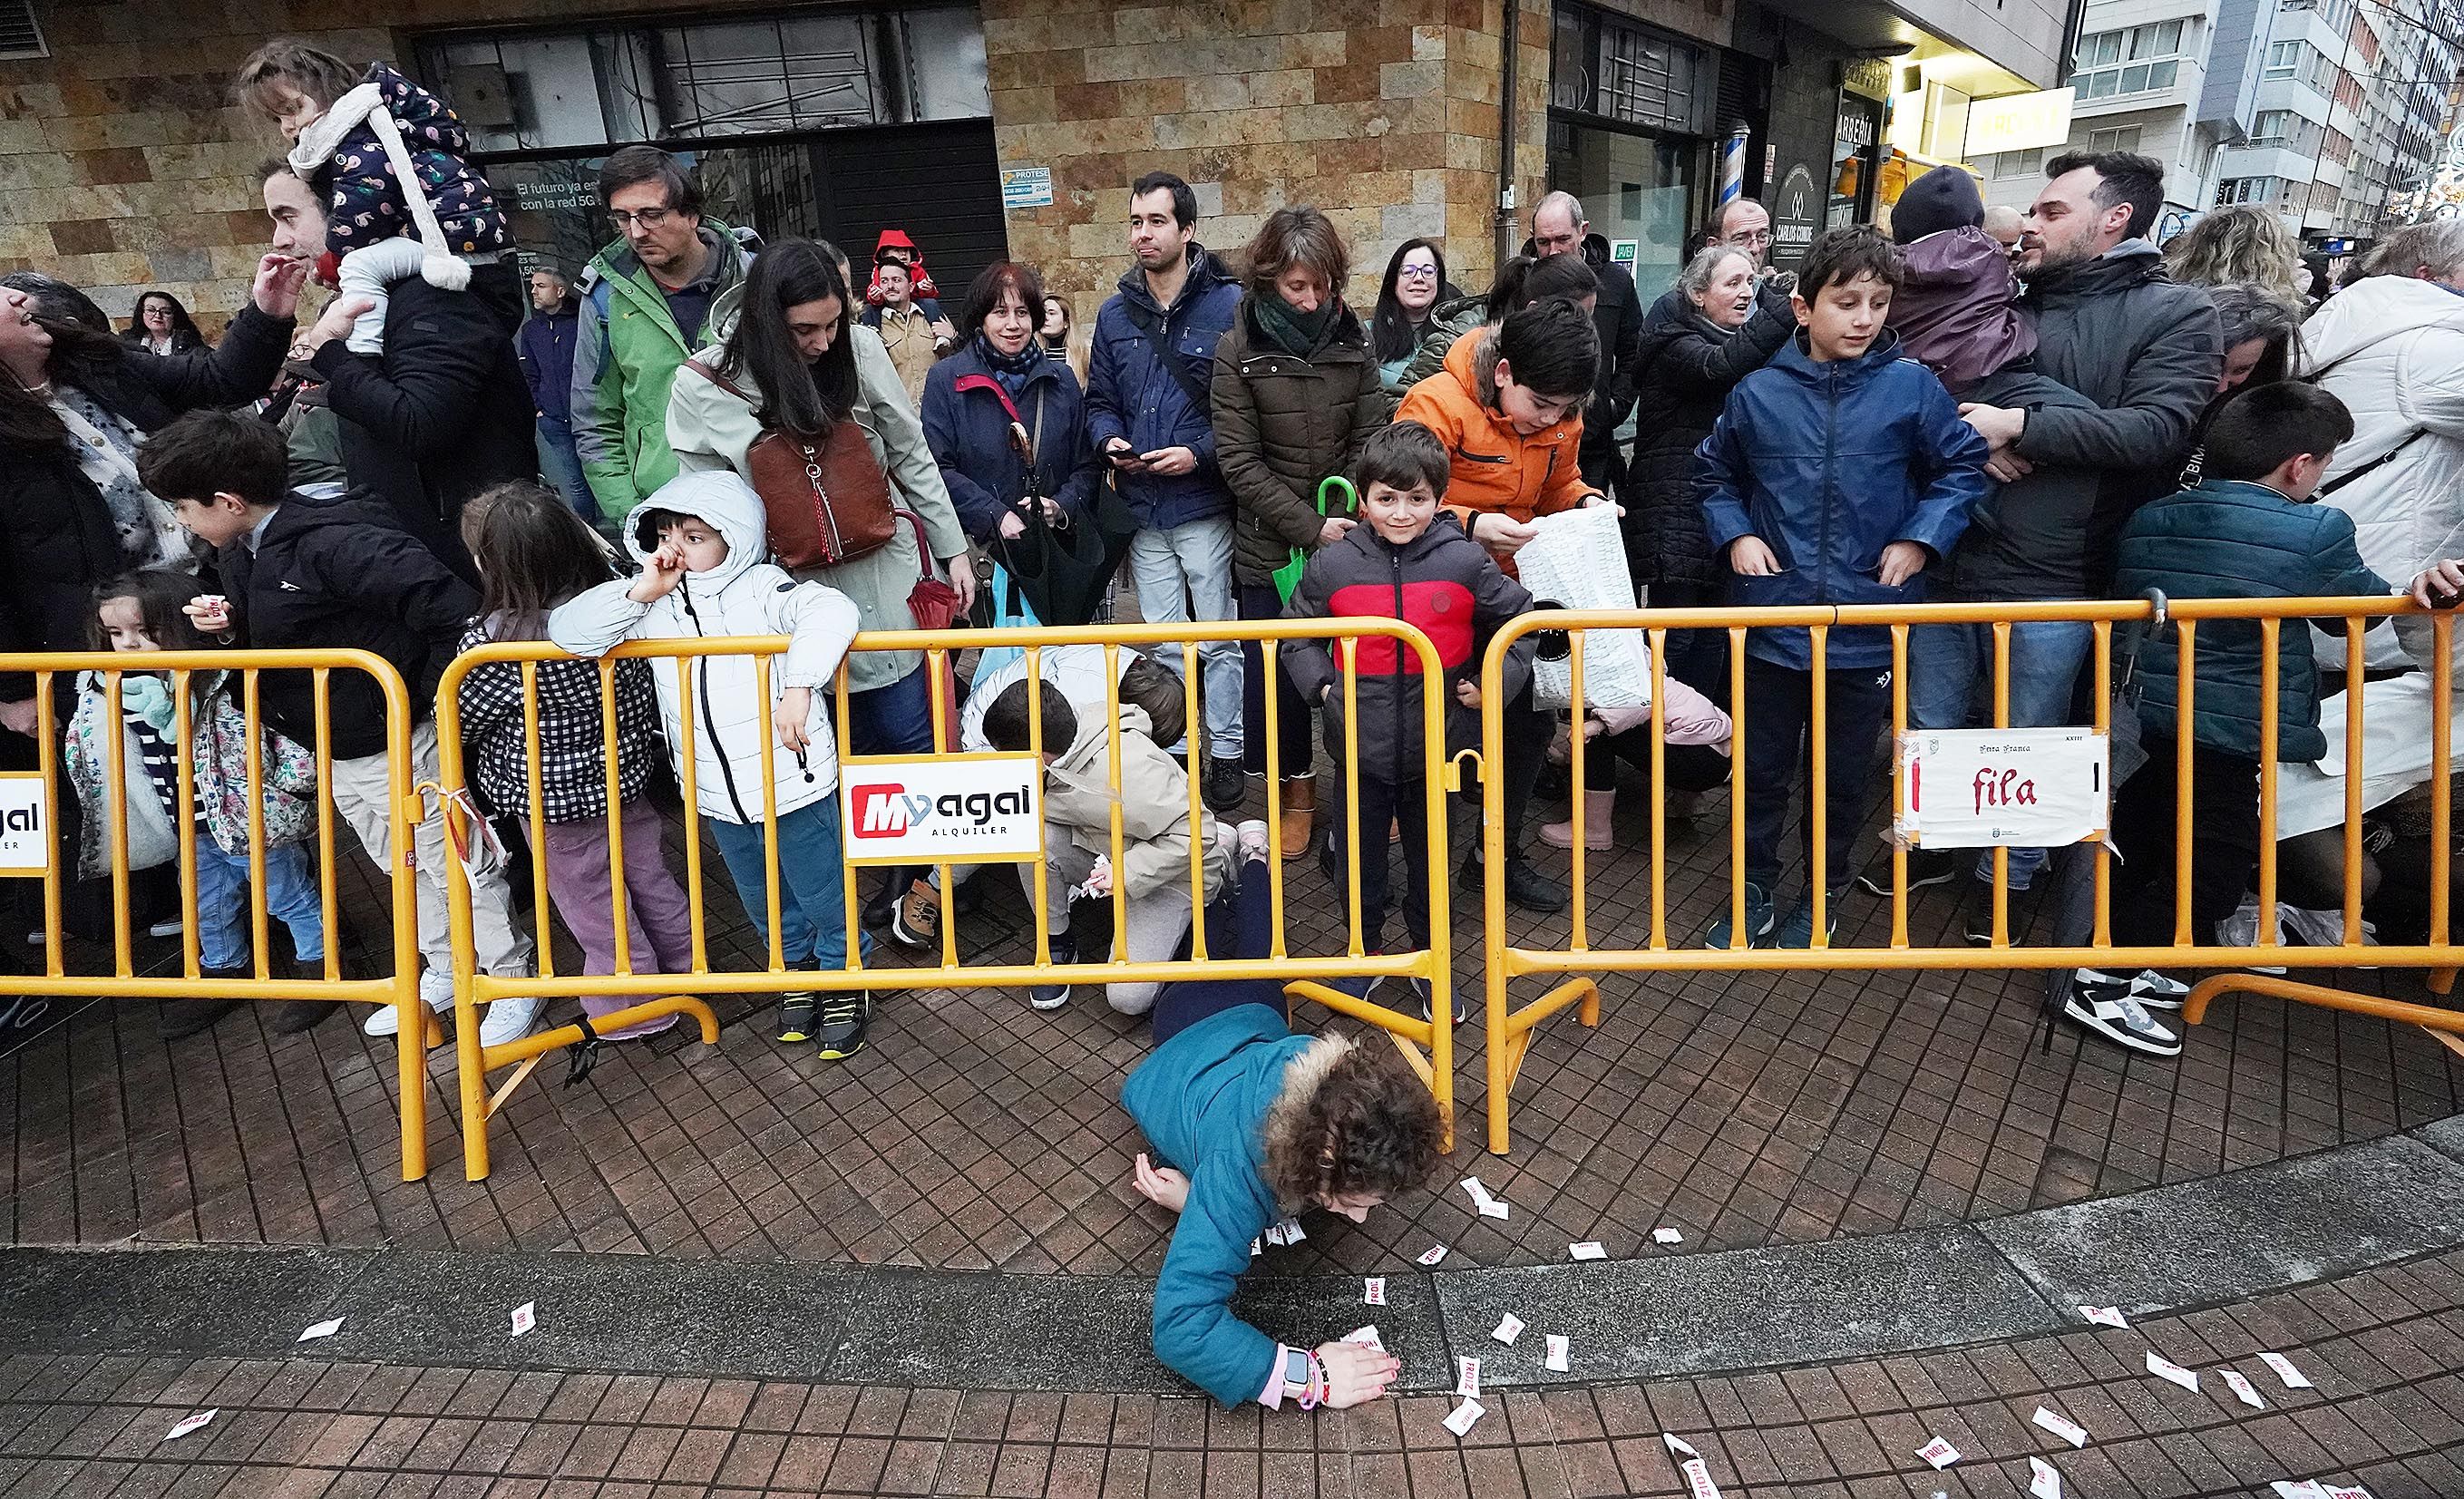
[[364, 969, 457, 1037], [477, 994, 541, 1047], [2065, 980, 2183, 1056], [2072, 967, 2191, 1010], [148, 915, 185, 939], [1233, 818, 1271, 865]]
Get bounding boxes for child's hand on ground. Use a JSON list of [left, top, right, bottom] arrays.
[[629, 543, 687, 603], [1312, 1339, 1403, 1407], [1877, 540, 1929, 589], [1727, 536, 1779, 576], [1130, 1152, 1189, 1214], [1455, 679, 1482, 708], [774, 686, 813, 754]]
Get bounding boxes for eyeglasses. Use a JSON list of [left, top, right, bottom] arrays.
[[1722, 229, 1774, 248], [607, 207, 676, 231], [1398, 264, 1441, 279]]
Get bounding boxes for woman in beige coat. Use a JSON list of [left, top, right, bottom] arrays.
[[667, 237, 975, 949]]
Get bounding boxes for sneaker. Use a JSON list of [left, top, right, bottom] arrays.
[[148, 914, 185, 939], [365, 970, 458, 1037], [1203, 757, 1247, 814], [1957, 878, 2031, 946], [1776, 892, 1843, 949], [888, 880, 940, 949], [2216, 899, 2376, 973], [1029, 938, 1076, 1010], [2071, 968, 2191, 1010], [1412, 977, 1463, 1026], [776, 992, 818, 1043], [1854, 847, 1961, 898], [2064, 978, 2183, 1056], [813, 989, 872, 1059], [161, 979, 242, 1040], [477, 994, 541, 1048], [1705, 882, 1777, 949], [1234, 818, 1271, 866]]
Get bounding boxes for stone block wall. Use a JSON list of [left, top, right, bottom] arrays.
[[987, 0, 1551, 306]]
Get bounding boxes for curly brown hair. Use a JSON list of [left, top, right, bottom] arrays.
[[1261, 1038, 1445, 1211]]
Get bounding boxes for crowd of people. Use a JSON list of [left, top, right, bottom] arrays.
[[5, 34, 2464, 1416]]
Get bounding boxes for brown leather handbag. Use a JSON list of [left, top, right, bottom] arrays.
[[682, 358, 898, 569]]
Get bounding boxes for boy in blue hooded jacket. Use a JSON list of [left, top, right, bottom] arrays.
[[1696, 225, 1993, 948]]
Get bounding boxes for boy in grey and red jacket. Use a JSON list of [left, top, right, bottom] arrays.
[[1284, 422, 1534, 967]]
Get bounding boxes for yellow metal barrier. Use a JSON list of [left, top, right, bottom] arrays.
[[434, 619, 1458, 1180], [0, 648, 434, 1177], [1476, 597, 2462, 1153]]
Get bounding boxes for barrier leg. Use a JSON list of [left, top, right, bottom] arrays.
[[2183, 971, 2464, 1035]]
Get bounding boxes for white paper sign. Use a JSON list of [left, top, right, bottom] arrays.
[[2272, 1484, 2329, 1499], [0, 776, 48, 875], [509, 1300, 535, 1338], [1663, 1434, 1699, 1457], [297, 1317, 345, 1342], [1443, 1397, 1485, 1436], [1456, 1356, 1481, 1397], [2079, 1305, 2128, 1328], [2031, 1456, 2063, 1498], [1652, 1226, 1683, 1244], [2324, 1485, 2372, 1499], [1568, 1241, 1607, 1260], [1916, 1436, 1961, 1469], [2223, 1369, 2266, 1408], [1343, 1325, 1385, 1352], [2146, 1351, 2199, 1391], [1417, 1244, 1449, 1265], [2031, 1406, 2089, 1447], [1898, 729, 2109, 848], [1544, 1334, 1569, 1371], [1363, 1277, 1386, 1306], [1478, 1197, 1509, 1221], [2260, 1351, 2314, 1388], [842, 754, 1041, 863], [1679, 1457, 1723, 1499], [162, 1410, 216, 1442], [1491, 1313, 1524, 1345]]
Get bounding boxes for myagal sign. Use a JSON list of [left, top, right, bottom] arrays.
[[842, 754, 1041, 863], [1895, 730, 2109, 849], [0, 774, 49, 876]]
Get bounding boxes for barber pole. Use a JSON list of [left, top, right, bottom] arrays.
[[1719, 121, 1751, 208]]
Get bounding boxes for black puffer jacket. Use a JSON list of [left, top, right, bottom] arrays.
[[1210, 298, 1389, 586], [214, 489, 480, 757], [0, 304, 292, 702], [1618, 282, 1793, 592]]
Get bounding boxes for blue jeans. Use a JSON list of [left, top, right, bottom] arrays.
[[845, 666, 936, 757], [706, 799, 863, 972], [192, 838, 325, 971], [1905, 618, 2094, 889], [535, 415, 593, 520]]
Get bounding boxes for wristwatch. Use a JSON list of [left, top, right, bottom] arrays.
[[1281, 1347, 1313, 1402]]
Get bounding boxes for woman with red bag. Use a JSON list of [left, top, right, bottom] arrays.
[[667, 238, 974, 954]]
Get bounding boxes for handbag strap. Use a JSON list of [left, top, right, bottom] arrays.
[[683, 357, 758, 407], [954, 371, 1048, 500]]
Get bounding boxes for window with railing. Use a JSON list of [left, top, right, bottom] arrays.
[[2074, 19, 2187, 99], [2216, 175, 2277, 204], [2323, 125, 2354, 163]]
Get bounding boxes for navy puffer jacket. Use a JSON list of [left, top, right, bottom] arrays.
[[1695, 329, 1992, 669], [918, 341, 1101, 544], [1621, 281, 1794, 591], [2114, 479, 2391, 763], [1084, 246, 1242, 530]]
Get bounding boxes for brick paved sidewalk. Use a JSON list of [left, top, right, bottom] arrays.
[[5, 1245, 2459, 1498], [2, 799, 2459, 1274]]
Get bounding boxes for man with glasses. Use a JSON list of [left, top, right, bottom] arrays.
[[1705, 197, 1775, 270], [571, 146, 756, 527], [1522, 190, 1643, 491]]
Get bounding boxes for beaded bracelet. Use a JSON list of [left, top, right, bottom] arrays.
[[1298, 1352, 1327, 1411]]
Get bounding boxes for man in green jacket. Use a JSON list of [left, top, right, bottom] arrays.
[[570, 146, 755, 525]]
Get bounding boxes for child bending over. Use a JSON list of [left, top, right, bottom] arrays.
[[981, 680, 1235, 1017]]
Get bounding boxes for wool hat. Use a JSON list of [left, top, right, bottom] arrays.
[[1892, 165, 1985, 245]]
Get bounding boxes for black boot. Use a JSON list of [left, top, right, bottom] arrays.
[[1459, 850, 1569, 914], [161, 969, 245, 1040], [268, 954, 340, 1035]]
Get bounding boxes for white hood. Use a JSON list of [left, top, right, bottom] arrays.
[[619, 469, 773, 592]]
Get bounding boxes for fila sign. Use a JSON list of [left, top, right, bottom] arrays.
[[842, 754, 1042, 863]]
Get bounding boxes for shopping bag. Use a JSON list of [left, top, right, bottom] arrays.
[[1514, 504, 1654, 710], [1272, 476, 1359, 606]]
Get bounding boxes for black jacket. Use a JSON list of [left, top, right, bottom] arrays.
[[0, 304, 292, 701], [1521, 231, 1645, 482], [309, 260, 537, 579], [2011, 241, 2222, 591], [1936, 367, 2106, 601], [214, 490, 480, 758], [1619, 282, 1794, 592]]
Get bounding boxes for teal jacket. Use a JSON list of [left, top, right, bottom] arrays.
[[1121, 1003, 1325, 1407], [2114, 478, 2391, 763]]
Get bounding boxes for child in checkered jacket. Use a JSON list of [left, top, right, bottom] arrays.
[[455, 482, 692, 1041]]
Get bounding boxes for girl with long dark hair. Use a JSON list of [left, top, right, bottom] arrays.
[[665, 237, 976, 957], [1368, 238, 1452, 394]]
